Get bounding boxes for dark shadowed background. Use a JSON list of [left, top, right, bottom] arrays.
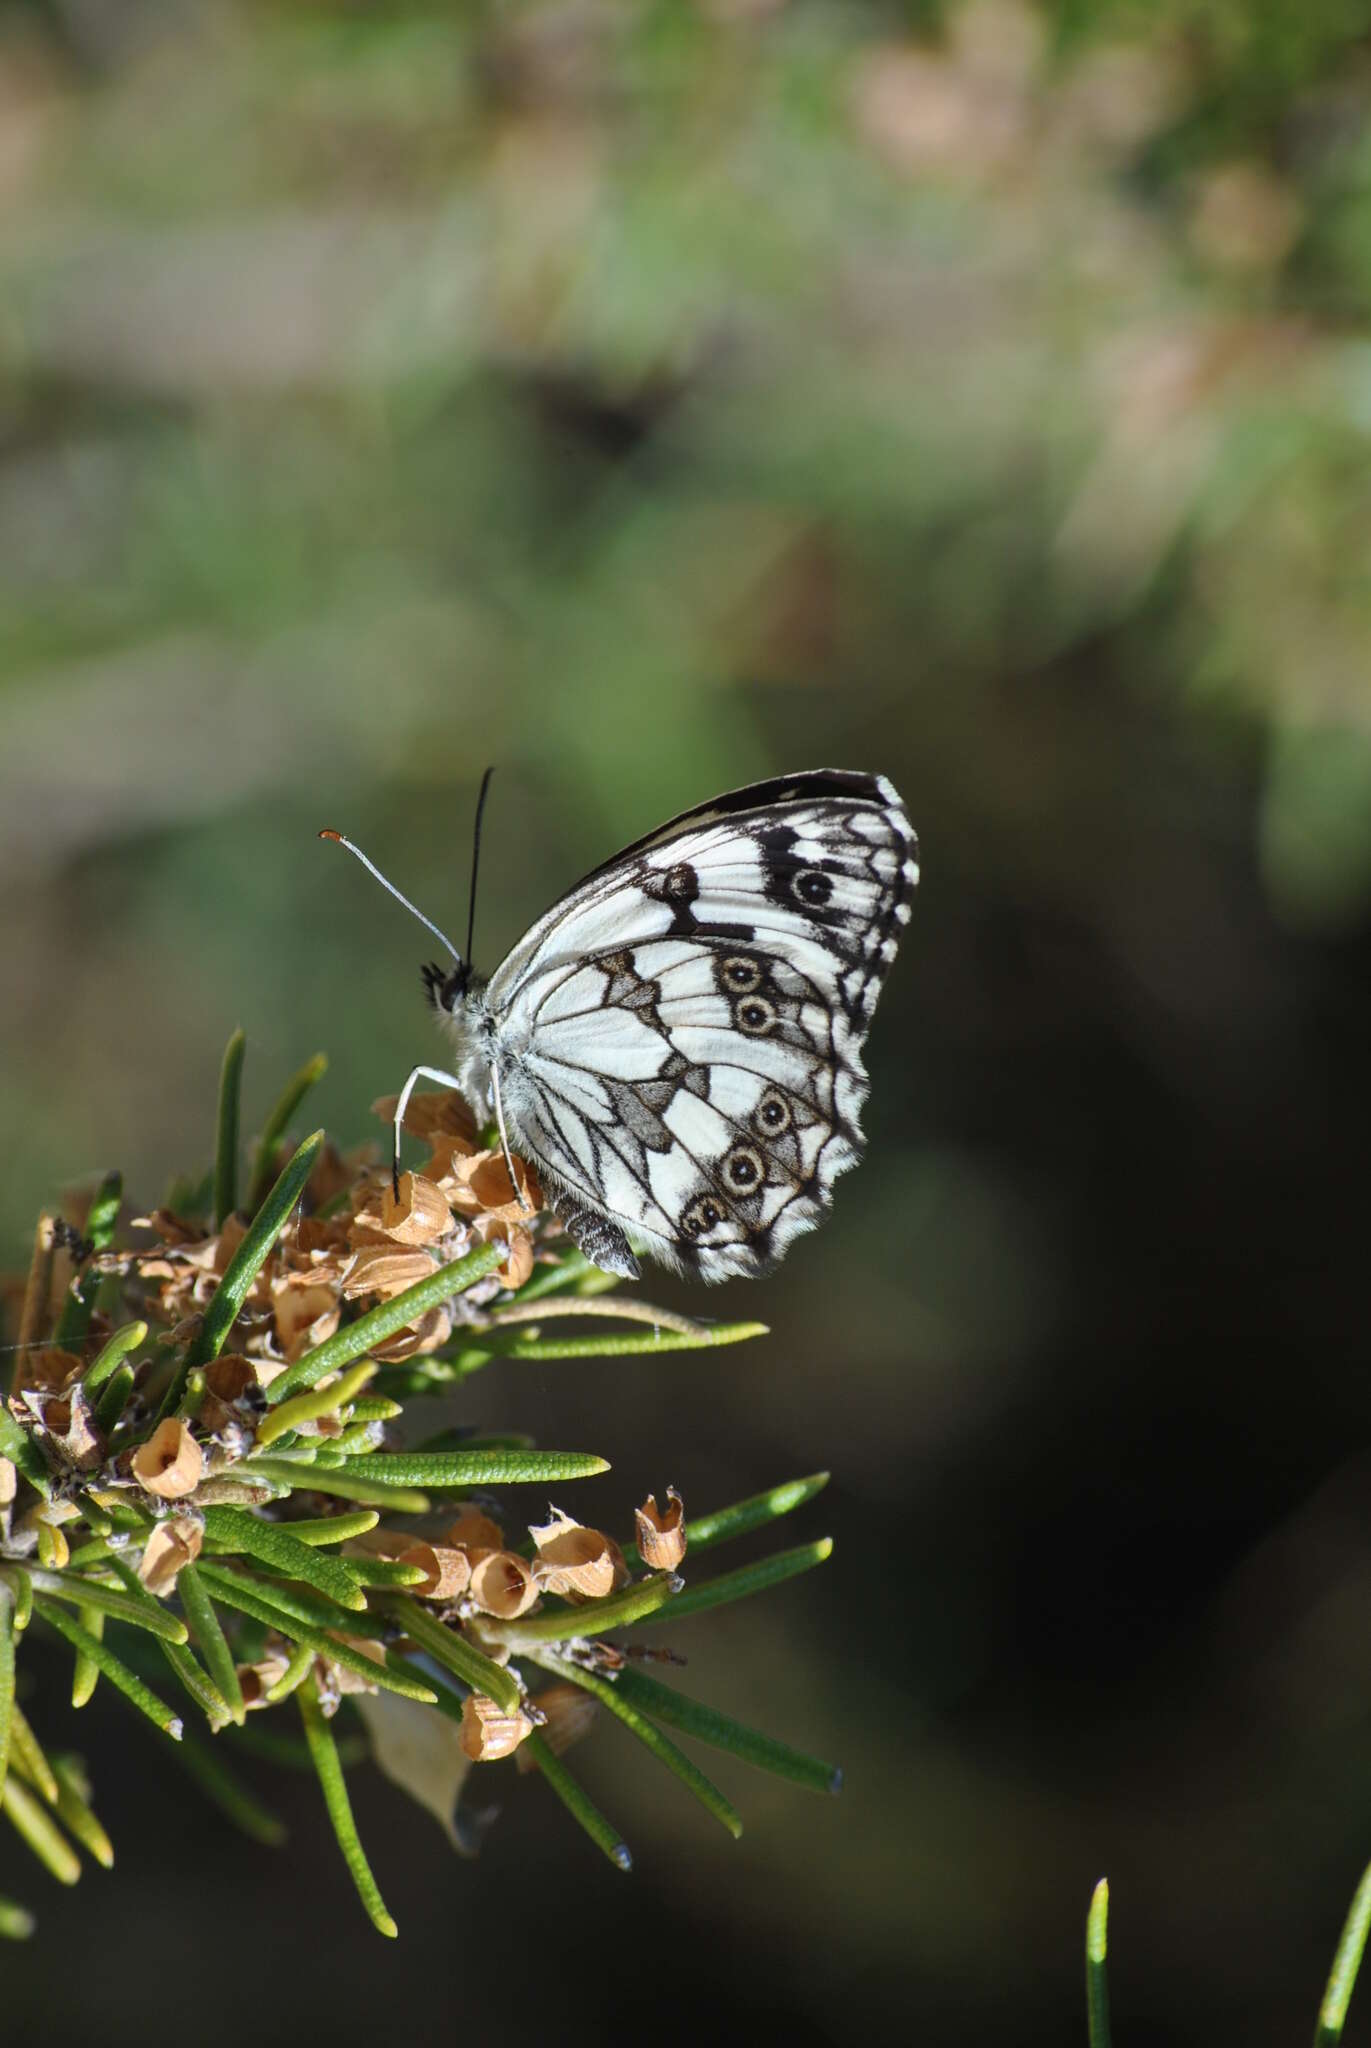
[[4, 2, 1371, 2042]]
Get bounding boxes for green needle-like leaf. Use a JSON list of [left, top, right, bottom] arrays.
[[676, 1473, 831, 1557], [330, 1449, 610, 1489], [268, 1241, 508, 1402], [1086, 1878, 1111, 2048], [536, 1653, 743, 1840], [169, 1733, 287, 1848], [635, 1539, 833, 1626], [339, 1555, 429, 1591], [491, 1573, 680, 1651], [159, 1640, 233, 1729], [50, 1756, 114, 1870], [0, 1582, 15, 1802], [1316, 1860, 1371, 2046], [253, 1360, 377, 1449], [236, 1456, 431, 1514], [299, 1680, 397, 1937], [2, 1775, 80, 1885], [612, 1668, 841, 1793], [33, 1600, 183, 1739], [160, 1129, 325, 1418], [0, 1408, 50, 1498], [196, 1565, 437, 1705], [82, 1320, 148, 1394], [214, 1028, 247, 1230], [277, 1512, 381, 1547], [176, 1562, 246, 1726], [264, 1639, 317, 1704], [457, 1320, 767, 1372], [24, 1568, 188, 1644], [0, 1895, 35, 1940], [521, 1732, 632, 1872], [53, 1170, 122, 1347], [248, 1052, 328, 1213], [377, 1595, 521, 1714], [92, 1363, 136, 1435], [72, 1606, 104, 1708], [9, 1705, 58, 1804], [200, 1506, 368, 1612]]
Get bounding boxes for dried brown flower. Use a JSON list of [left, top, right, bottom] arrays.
[[467, 1550, 541, 1620], [459, 1691, 535, 1762], [634, 1487, 687, 1570], [137, 1516, 203, 1595], [130, 1418, 203, 1500], [529, 1508, 628, 1602], [446, 1507, 504, 1555]]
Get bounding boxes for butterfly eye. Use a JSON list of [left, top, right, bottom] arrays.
[[793, 869, 833, 907], [681, 1192, 728, 1237], [736, 995, 776, 1036], [723, 1146, 764, 1191], [720, 955, 763, 994], [754, 1089, 791, 1136]]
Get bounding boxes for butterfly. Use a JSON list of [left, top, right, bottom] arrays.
[[326, 770, 917, 1282]]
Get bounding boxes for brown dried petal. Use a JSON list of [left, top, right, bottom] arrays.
[[516, 1682, 597, 1772], [340, 1245, 436, 1302], [447, 1508, 504, 1554], [272, 1277, 342, 1361], [379, 1173, 454, 1247], [634, 1488, 687, 1570], [467, 1549, 541, 1620], [529, 1508, 628, 1602], [131, 1418, 204, 1499], [17, 1346, 84, 1395], [138, 1516, 203, 1595], [213, 1213, 250, 1276], [459, 1691, 534, 1762], [403, 1541, 472, 1601], [0, 1457, 16, 1507], [371, 1306, 452, 1361], [473, 1218, 535, 1290], [322, 1632, 386, 1697], [374, 1089, 477, 1145], [43, 1386, 105, 1471], [238, 1650, 292, 1709]]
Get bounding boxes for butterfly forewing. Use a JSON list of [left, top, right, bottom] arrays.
[[486, 771, 917, 1279]]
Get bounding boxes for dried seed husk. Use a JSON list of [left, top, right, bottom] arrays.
[[402, 1542, 471, 1601], [371, 1305, 452, 1361], [515, 1682, 598, 1772], [634, 1487, 687, 1570], [529, 1509, 628, 1602], [321, 1633, 385, 1697], [373, 1089, 477, 1146], [42, 1386, 104, 1471], [271, 1277, 341, 1360], [447, 1508, 504, 1554], [138, 1517, 203, 1595], [467, 1550, 541, 1620], [379, 1173, 454, 1247], [238, 1650, 292, 1708], [340, 1246, 436, 1302], [16, 1346, 82, 1395], [474, 1218, 534, 1289], [131, 1418, 204, 1500], [459, 1691, 534, 1762], [0, 1457, 16, 1506]]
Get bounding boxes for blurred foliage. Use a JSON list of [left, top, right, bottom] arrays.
[[4, 2, 1371, 2044]]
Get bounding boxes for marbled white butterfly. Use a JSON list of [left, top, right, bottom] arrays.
[[326, 771, 917, 1282]]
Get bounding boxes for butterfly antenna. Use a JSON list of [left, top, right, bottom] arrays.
[[466, 765, 496, 968], [318, 830, 464, 966]]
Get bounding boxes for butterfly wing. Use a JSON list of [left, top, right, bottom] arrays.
[[488, 770, 917, 1280]]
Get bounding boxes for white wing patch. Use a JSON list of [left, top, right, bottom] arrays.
[[462, 770, 917, 1280]]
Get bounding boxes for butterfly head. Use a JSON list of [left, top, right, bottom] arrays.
[[421, 957, 473, 1014]]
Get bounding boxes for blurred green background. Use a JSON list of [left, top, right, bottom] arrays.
[[5, 0, 1371, 2039]]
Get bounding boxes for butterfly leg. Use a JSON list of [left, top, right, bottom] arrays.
[[489, 1061, 531, 1215], [391, 1064, 468, 1200], [549, 1189, 641, 1281]]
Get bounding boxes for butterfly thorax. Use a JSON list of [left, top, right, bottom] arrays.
[[428, 970, 500, 1124]]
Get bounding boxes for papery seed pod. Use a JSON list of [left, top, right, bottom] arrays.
[[447, 1507, 504, 1555], [372, 1305, 452, 1361], [271, 1277, 341, 1360], [212, 1214, 249, 1276], [238, 1650, 292, 1709], [0, 1457, 16, 1506], [17, 1346, 83, 1395], [340, 1245, 437, 1302], [379, 1173, 454, 1247], [474, 1218, 535, 1289], [43, 1386, 105, 1472], [137, 1517, 203, 1596], [528, 1509, 628, 1602], [130, 1418, 204, 1500], [373, 1088, 477, 1146], [402, 1542, 471, 1601], [205, 1355, 267, 1403], [515, 1682, 598, 1772], [634, 1487, 687, 1570], [467, 1550, 541, 1620], [460, 1691, 534, 1762], [321, 1633, 385, 1697]]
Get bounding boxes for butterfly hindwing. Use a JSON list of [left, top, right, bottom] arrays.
[[488, 771, 917, 1279]]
